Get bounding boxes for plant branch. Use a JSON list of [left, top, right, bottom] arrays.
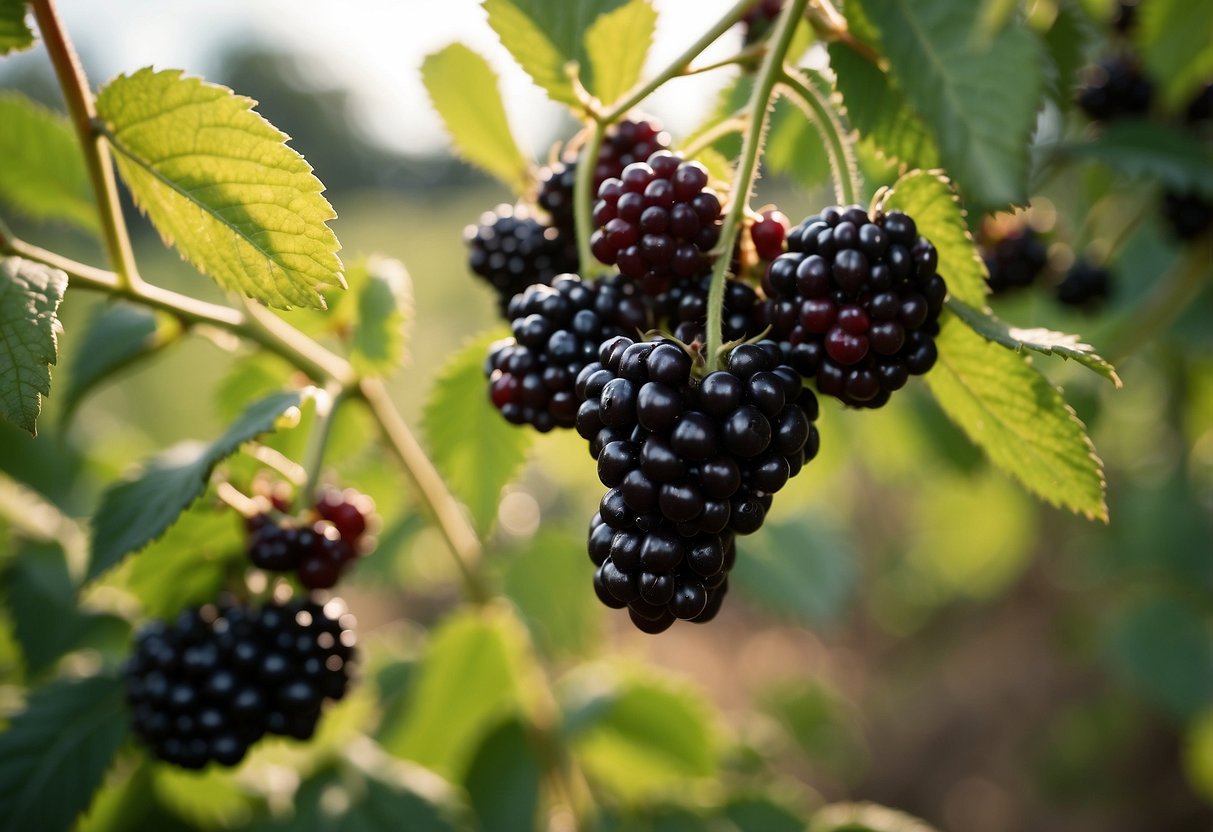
[[806, 0, 882, 65], [299, 382, 347, 502], [29, 0, 140, 290], [574, 121, 607, 278], [704, 0, 810, 368], [681, 41, 768, 77]]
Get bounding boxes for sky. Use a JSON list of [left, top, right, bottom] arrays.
[[5, 0, 745, 157]]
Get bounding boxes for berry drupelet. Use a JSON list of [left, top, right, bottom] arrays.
[[657, 274, 763, 346], [465, 203, 579, 315], [761, 205, 947, 409], [124, 598, 355, 769]]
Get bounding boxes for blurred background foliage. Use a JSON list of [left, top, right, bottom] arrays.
[[0, 0, 1211, 830]]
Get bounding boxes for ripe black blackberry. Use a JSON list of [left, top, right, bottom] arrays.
[[1076, 56, 1152, 123], [487, 274, 649, 432], [124, 598, 355, 769], [465, 204, 579, 315], [1056, 259, 1112, 308], [657, 275, 762, 346], [983, 226, 1049, 294], [590, 151, 723, 296], [1161, 190, 1213, 241], [246, 495, 372, 590], [575, 337, 820, 631], [760, 205, 947, 409]]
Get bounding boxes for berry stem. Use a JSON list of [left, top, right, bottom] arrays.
[[805, 0, 882, 65], [29, 0, 141, 292], [680, 41, 768, 77], [574, 120, 607, 278], [704, 0, 810, 370], [299, 382, 347, 505], [778, 68, 862, 206]]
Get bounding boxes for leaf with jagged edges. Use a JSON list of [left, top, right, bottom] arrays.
[[860, 0, 1043, 212], [926, 313, 1108, 521], [347, 255, 413, 377], [884, 170, 988, 308], [0, 93, 98, 233], [0, 0, 33, 54], [422, 44, 531, 193], [584, 0, 657, 106], [95, 68, 343, 309], [0, 257, 67, 436], [946, 297, 1121, 387]]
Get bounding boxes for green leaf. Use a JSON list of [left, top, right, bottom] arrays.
[[1042, 0, 1095, 110], [151, 766, 255, 830], [463, 718, 542, 832], [60, 304, 174, 426], [1106, 598, 1213, 721], [0, 0, 33, 54], [481, 0, 631, 107], [499, 529, 603, 656], [810, 802, 939, 832], [0, 256, 67, 436], [827, 45, 940, 171], [562, 669, 719, 800], [884, 170, 988, 307], [1061, 120, 1213, 198], [1134, 0, 1213, 111], [584, 0, 657, 105], [423, 332, 533, 537], [723, 793, 812, 832], [0, 674, 129, 832], [860, 0, 1043, 211], [95, 67, 344, 310], [764, 98, 831, 192], [0, 92, 98, 233], [945, 297, 1121, 386], [378, 607, 529, 780], [925, 313, 1107, 521], [348, 255, 412, 378], [732, 514, 856, 625], [421, 44, 531, 193], [88, 390, 302, 581]]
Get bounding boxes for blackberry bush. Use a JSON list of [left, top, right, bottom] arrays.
[[124, 598, 355, 769], [465, 203, 579, 314], [761, 205, 947, 409]]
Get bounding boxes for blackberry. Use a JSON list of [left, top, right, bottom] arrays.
[[487, 274, 650, 431], [576, 337, 820, 632], [124, 598, 355, 769], [760, 205, 947, 409], [750, 209, 790, 262], [657, 275, 762, 346], [246, 503, 369, 590], [590, 151, 723, 295], [1161, 190, 1213, 241], [1056, 259, 1112, 307], [465, 204, 579, 315], [983, 226, 1049, 294], [1076, 56, 1152, 123]]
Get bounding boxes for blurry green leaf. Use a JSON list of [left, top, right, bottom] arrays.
[[348, 255, 412, 378], [481, 0, 631, 107], [0, 674, 129, 832], [421, 44, 531, 193], [764, 98, 831, 192], [1043, 0, 1094, 109], [423, 332, 533, 537], [761, 681, 867, 781], [88, 390, 302, 581], [0, 0, 32, 54], [95, 67, 344, 309], [463, 717, 542, 832], [378, 606, 529, 780], [884, 170, 988, 307], [1102, 472, 1213, 590], [499, 529, 602, 656], [724, 791, 815, 832], [1061, 121, 1213, 198], [1106, 599, 1213, 721], [585, 0, 657, 105], [732, 514, 856, 625], [925, 313, 1107, 520], [1184, 709, 1213, 802], [810, 802, 938, 832], [828, 46, 939, 171], [946, 297, 1120, 386], [0, 256, 67, 436], [860, 0, 1042, 211], [780, 69, 862, 206], [214, 353, 294, 422], [0, 92, 97, 232], [1134, 0, 1213, 110], [152, 766, 254, 830], [562, 669, 719, 800], [694, 147, 735, 187], [60, 304, 174, 426]]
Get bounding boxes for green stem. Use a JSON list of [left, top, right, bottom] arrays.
[[805, 0, 882, 65], [777, 68, 861, 206], [681, 41, 768, 77], [300, 383, 348, 502], [29, 0, 140, 290], [704, 0, 810, 369], [574, 121, 607, 278]]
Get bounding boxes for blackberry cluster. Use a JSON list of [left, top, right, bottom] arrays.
[[983, 227, 1049, 294], [246, 489, 374, 590], [657, 274, 762, 345], [1056, 259, 1112, 308], [760, 205, 947, 409], [124, 598, 354, 769], [575, 337, 819, 632], [487, 275, 649, 431], [1162, 191, 1213, 241], [465, 204, 579, 315], [590, 151, 723, 296], [1076, 56, 1152, 123]]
